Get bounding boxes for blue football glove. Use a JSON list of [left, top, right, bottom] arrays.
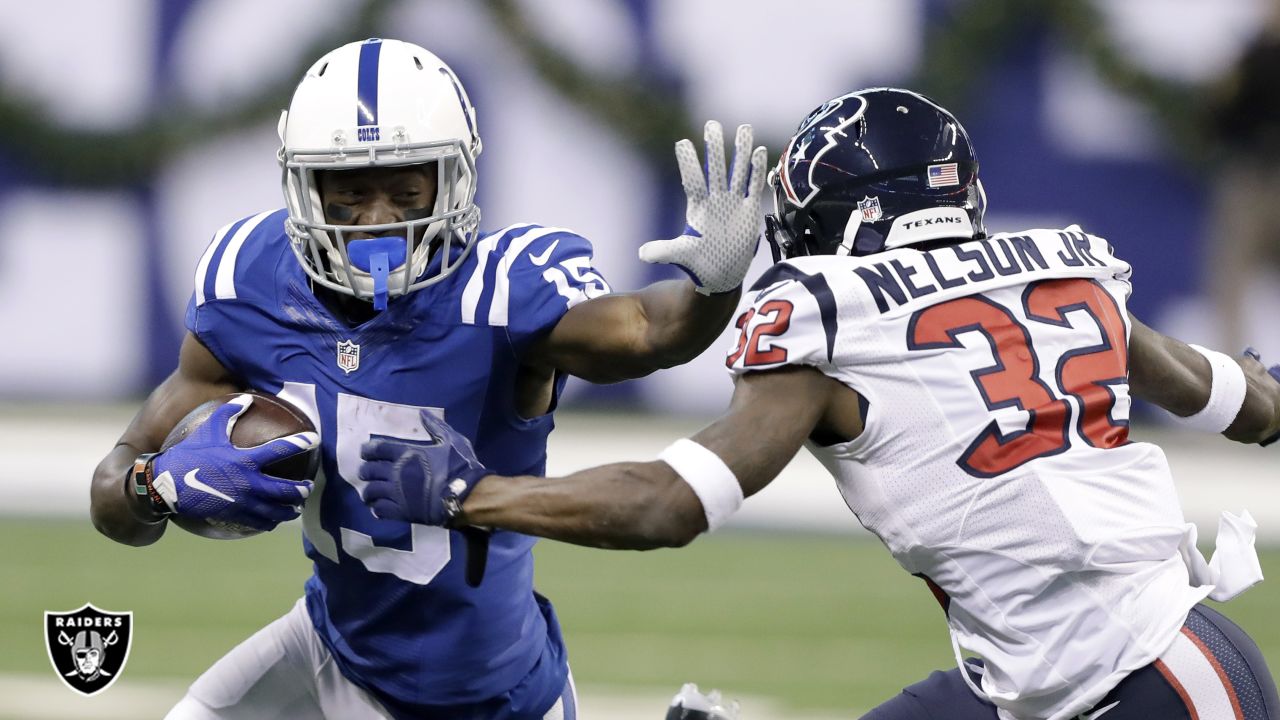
[[357, 410, 492, 526], [149, 394, 319, 531], [1243, 347, 1280, 447]]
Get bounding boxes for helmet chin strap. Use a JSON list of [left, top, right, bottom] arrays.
[[840, 209, 889, 256], [838, 210, 864, 256], [347, 237, 408, 311]]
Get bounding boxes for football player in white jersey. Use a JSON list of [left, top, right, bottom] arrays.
[[356, 88, 1280, 720]]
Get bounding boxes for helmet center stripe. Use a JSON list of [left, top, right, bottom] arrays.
[[356, 39, 382, 128]]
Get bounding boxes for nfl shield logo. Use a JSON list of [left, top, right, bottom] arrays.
[[858, 196, 883, 222], [44, 603, 133, 697], [337, 340, 361, 374]]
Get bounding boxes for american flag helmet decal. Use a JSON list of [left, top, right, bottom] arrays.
[[927, 163, 959, 188]]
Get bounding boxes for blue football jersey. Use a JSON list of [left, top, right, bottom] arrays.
[[184, 210, 610, 717]]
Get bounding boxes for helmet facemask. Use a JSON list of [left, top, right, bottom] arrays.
[[281, 138, 479, 309]]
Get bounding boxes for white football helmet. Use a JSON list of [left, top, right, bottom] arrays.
[[279, 38, 482, 303]]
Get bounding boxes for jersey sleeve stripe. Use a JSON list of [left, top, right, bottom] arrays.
[[806, 274, 839, 363], [194, 220, 238, 307], [461, 223, 533, 324], [489, 226, 576, 327], [752, 263, 840, 362], [212, 210, 276, 302]]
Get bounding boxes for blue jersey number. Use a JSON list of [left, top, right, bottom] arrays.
[[280, 382, 451, 585]]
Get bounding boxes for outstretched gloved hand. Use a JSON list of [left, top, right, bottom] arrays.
[[640, 121, 769, 295]]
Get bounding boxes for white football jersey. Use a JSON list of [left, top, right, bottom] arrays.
[[727, 227, 1214, 720]]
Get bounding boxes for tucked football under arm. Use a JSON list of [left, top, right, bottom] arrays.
[[525, 280, 742, 384], [458, 366, 837, 549]]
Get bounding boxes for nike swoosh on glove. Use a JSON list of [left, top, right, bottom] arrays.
[[357, 410, 492, 526], [640, 121, 769, 295], [151, 394, 319, 531]]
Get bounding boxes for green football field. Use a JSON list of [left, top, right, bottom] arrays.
[[4, 518, 1279, 716]]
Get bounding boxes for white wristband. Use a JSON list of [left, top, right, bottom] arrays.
[[1177, 345, 1247, 434], [658, 439, 744, 532]]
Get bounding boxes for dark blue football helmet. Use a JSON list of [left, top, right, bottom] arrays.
[[765, 88, 986, 260]]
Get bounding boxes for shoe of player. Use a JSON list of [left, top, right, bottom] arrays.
[[665, 682, 740, 719]]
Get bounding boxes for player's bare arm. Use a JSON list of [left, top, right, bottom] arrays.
[[524, 280, 740, 383], [1128, 313, 1280, 443], [523, 122, 768, 384], [90, 333, 240, 545], [361, 366, 861, 550]]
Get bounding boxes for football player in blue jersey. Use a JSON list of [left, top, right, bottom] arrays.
[[89, 38, 768, 720]]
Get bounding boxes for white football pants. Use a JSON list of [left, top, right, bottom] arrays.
[[165, 598, 577, 720]]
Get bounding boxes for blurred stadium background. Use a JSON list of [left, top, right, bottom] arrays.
[[2, 0, 1278, 717]]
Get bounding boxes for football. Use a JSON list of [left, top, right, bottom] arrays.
[[159, 390, 319, 540]]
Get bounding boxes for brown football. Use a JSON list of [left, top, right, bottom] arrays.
[[160, 390, 319, 540]]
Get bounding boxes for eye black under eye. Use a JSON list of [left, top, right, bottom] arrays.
[[325, 203, 354, 221]]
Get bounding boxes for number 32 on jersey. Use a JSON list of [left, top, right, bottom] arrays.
[[908, 278, 1129, 477]]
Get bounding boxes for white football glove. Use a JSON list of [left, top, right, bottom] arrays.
[[640, 121, 768, 295]]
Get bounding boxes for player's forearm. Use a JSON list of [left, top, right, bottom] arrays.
[[90, 444, 167, 546], [1129, 316, 1280, 444], [1127, 319, 1212, 417], [460, 461, 707, 550], [636, 279, 741, 368], [1132, 350, 1278, 444]]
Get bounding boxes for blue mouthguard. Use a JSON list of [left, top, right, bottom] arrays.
[[347, 237, 408, 311]]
